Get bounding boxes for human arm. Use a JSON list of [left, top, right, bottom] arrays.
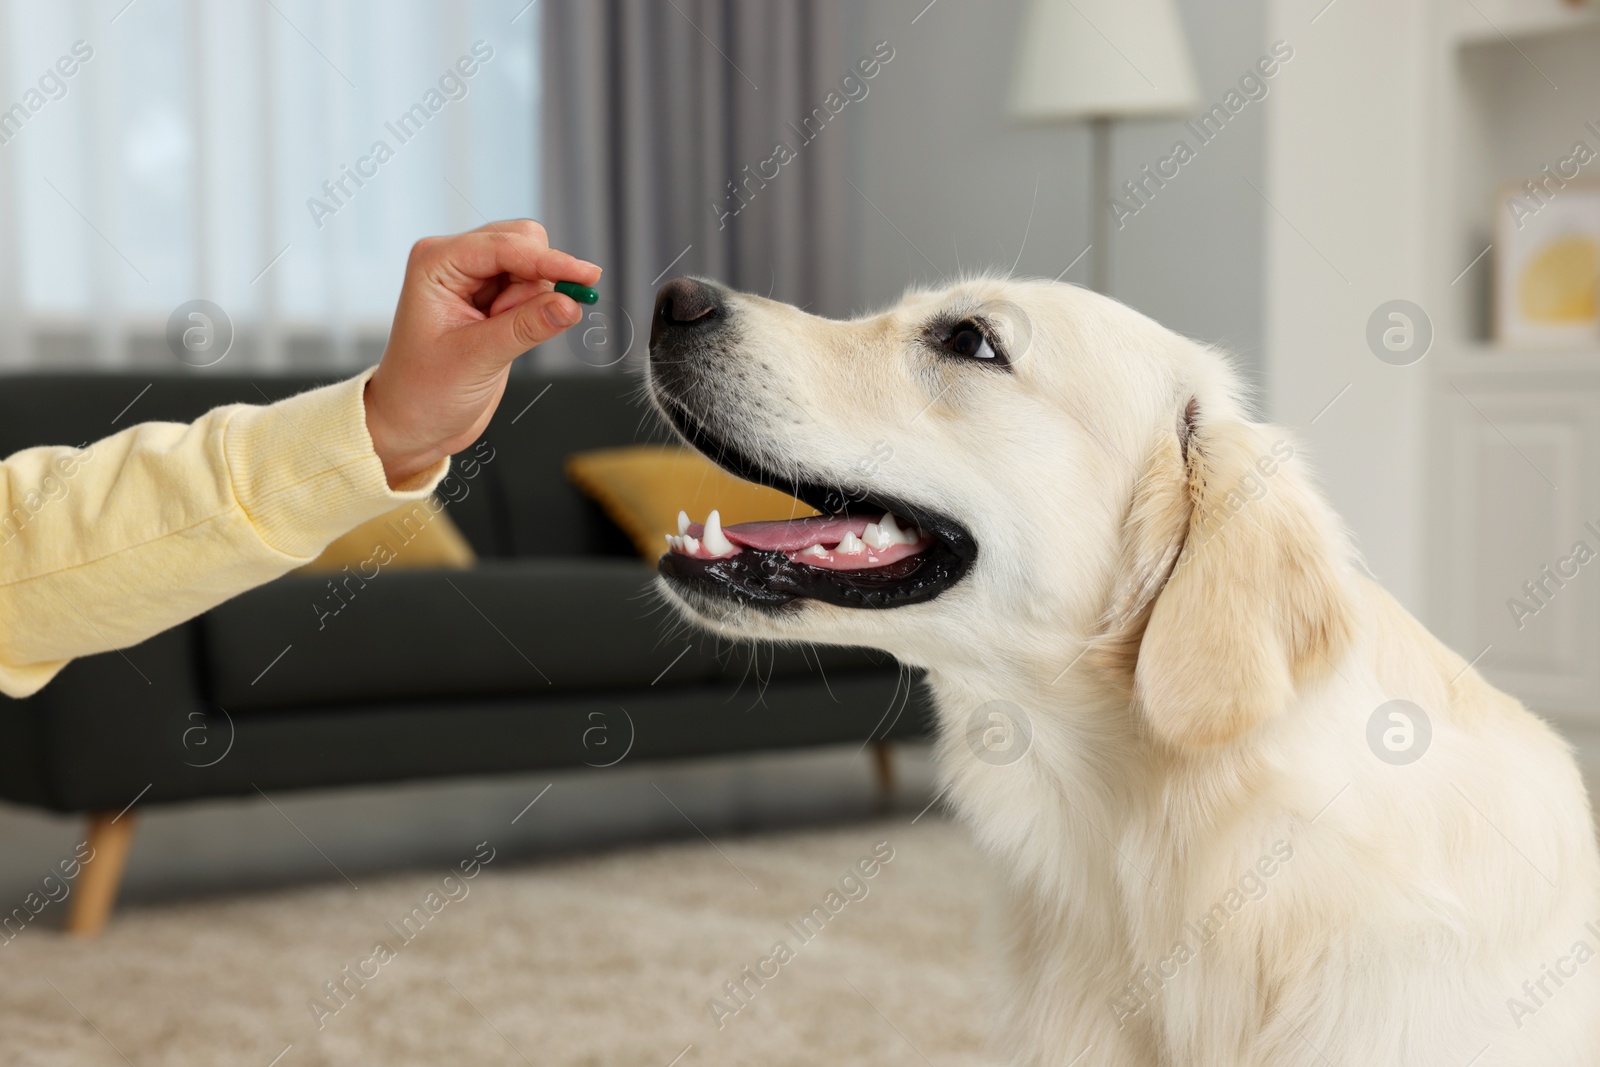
[[0, 222, 598, 697]]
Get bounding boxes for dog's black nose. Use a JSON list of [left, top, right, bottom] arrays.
[[651, 277, 725, 347]]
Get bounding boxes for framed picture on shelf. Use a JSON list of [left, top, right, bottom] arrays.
[[1494, 179, 1600, 348]]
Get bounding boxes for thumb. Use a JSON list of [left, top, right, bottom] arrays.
[[464, 291, 584, 368]]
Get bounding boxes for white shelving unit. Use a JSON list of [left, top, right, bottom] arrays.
[[1422, 1, 1600, 736], [1263, 0, 1600, 777]]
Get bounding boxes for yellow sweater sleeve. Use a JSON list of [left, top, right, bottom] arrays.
[[0, 367, 448, 698]]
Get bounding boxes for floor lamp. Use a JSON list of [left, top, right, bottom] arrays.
[[1008, 0, 1200, 293]]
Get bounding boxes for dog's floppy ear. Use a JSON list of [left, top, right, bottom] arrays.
[[1103, 403, 1354, 748]]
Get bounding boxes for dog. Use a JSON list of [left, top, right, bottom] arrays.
[[644, 274, 1600, 1066]]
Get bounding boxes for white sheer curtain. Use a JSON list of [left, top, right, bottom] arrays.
[[0, 0, 539, 370]]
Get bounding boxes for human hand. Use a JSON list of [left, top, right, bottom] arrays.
[[364, 221, 602, 487]]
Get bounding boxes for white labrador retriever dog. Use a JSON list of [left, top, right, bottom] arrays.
[[644, 275, 1600, 1066]]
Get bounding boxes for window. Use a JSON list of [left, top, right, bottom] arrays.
[[0, 0, 539, 369]]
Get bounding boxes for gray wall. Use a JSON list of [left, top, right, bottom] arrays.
[[849, 0, 1268, 385]]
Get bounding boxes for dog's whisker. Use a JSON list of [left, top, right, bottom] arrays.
[[1008, 171, 1040, 277]]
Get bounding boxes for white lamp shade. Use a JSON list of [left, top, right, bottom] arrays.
[[1009, 0, 1201, 121]]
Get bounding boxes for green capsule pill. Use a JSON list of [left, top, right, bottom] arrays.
[[554, 280, 599, 305]]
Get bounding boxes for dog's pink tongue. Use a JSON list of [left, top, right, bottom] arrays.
[[685, 515, 869, 551]]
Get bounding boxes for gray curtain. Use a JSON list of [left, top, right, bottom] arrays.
[[536, 0, 852, 371]]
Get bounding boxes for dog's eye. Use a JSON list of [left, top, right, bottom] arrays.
[[945, 323, 1000, 363]]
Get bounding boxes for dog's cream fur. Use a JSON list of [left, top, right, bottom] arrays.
[[649, 278, 1600, 1065]]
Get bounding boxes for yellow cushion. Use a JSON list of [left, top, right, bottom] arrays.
[[566, 445, 817, 559], [296, 498, 476, 575]]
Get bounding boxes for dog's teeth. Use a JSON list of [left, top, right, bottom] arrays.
[[880, 512, 917, 545], [800, 544, 829, 559], [837, 531, 865, 555], [682, 535, 700, 555], [863, 522, 893, 550], [701, 510, 735, 557], [666, 534, 678, 552], [677, 510, 691, 536]]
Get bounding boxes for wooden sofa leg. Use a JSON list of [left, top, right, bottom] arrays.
[[66, 813, 136, 938], [871, 741, 896, 806]]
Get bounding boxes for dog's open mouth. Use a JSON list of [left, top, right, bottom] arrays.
[[655, 402, 976, 610]]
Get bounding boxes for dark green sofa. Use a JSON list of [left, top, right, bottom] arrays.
[[0, 370, 929, 930]]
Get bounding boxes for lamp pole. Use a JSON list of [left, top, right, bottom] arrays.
[[1006, 0, 1199, 297], [1090, 115, 1112, 294]]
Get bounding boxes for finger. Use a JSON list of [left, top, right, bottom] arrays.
[[469, 218, 549, 248], [472, 272, 513, 313], [487, 278, 548, 318], [530, 246, 603, 286], [458, 290, 584, 369], [413, 230, 601, 290], [473, 244, 599, 291]]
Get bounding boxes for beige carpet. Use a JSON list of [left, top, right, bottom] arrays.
[[2, 818, 1003, 1066]]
